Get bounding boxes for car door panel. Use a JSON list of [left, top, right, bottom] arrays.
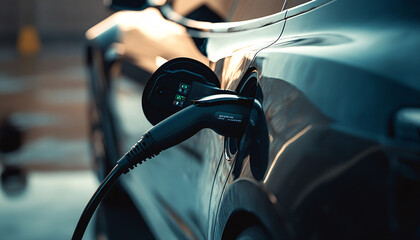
[[212, 0, 420, 238]]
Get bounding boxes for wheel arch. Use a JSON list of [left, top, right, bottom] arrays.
[[214, 179, 294, 240]]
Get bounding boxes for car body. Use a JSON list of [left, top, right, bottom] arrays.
[[85, 0, 420, 239]]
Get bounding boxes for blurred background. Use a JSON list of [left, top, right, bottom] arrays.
[[0, 0, 110, 239]]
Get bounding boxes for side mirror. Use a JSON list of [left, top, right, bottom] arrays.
[[103, 0, 152, 11], [142, 58, 234, 125]]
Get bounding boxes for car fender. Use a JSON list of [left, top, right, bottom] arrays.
[[214, 178, 294, 240]]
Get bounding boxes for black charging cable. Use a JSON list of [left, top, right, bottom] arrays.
[[71, 165, 122, 240], [72, 94, 254, 240], [72, 132, 159, 240]]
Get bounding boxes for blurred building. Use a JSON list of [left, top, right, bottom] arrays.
[[0, 0, 110, 44]]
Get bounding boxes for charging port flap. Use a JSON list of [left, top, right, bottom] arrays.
[[142, 57, 231, 125]]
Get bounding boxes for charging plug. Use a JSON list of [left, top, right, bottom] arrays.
[[118, 94, 254, 173]]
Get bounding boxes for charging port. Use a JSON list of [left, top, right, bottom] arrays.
[[225, 69, 261, 160]]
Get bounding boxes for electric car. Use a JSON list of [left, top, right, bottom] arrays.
[[85, 0, 420, 239]]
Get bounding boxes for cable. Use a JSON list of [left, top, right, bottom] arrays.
[[72, 164, 123, 240], [72, 133, 159, 240]]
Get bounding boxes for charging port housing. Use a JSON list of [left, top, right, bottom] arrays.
[[225, 69, 262, 160]]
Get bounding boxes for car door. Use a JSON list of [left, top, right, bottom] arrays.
[[212, 0, 420, 239], [207, 0, 339, 239]]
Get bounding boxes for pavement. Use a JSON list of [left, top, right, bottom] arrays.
[[0, 169, 97, 240], [0, 42, 98, 240]]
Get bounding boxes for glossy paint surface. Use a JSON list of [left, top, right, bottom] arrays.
[[86, 0, 420, 239], [216, 0, 420, 239]]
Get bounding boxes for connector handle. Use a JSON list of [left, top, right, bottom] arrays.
[[148, 94, 253, 152]]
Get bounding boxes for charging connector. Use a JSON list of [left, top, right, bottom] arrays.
[[72, 94, 255, 240]]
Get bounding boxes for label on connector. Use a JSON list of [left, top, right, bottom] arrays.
[[215, 112, 242, 123]]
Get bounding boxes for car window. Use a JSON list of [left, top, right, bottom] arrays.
[[283, 0, 313, 10]]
